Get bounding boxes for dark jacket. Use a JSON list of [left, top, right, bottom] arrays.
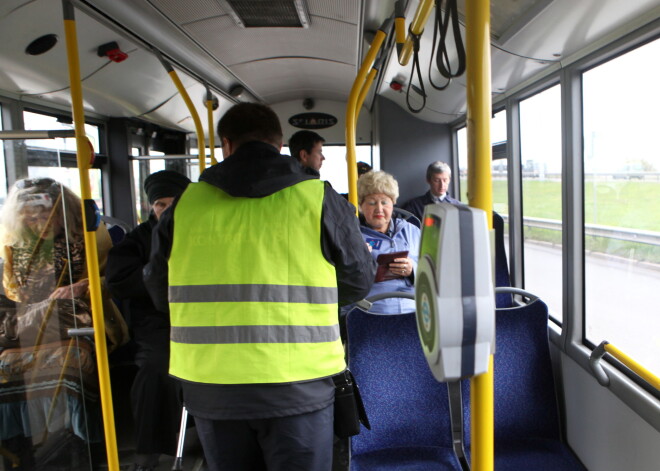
[[401, 190, 461, 222], [144, 140, 376, 420], [106, 215, 169, 340]]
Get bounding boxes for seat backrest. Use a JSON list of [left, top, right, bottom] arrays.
[[346, 308, 454, 455], [462, 296, 562, 445], [493, 211, 513, 308], [393, 206, 422, 228]]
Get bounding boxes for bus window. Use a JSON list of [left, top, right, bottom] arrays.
[[22, 111, 103, 211], [456, 110, 507, 209], [281, 144, 373, 195], [23, 110, 100, 154], [582, 38, 660, 377], [491, 110, 508, 218], [457, 126, 467, 201], [132, 149, 167, 223], [520, 84, 562, 320]]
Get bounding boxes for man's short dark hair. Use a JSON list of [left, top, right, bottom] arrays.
[[217, 103, 283, 150], [288, 130, 325, 162], [426, 161, 452, 181]]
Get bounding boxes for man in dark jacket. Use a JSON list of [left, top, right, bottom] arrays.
[[288, 129, 326, 175], [401, 161, 461, 222], [106, 170, 190, 471], [144, 103, 375, 471]]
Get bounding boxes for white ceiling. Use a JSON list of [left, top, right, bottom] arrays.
[[0, 0, 658, 134]]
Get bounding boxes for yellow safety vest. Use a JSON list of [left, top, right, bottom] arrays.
[[168, 179, 345, 384]]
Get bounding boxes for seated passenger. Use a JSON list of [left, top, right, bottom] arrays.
[[357, 171, 420, 314], [341, 161, 373, 200], [401, 160, 461, 222], [0, 178, 128, 468], [106, 170, 190, 471]]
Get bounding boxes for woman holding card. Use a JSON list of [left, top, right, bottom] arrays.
[[357, 171, 420, 314]]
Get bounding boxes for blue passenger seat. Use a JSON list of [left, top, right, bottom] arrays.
[[346, 307, 462, 471], [461, 291, 586, 470]]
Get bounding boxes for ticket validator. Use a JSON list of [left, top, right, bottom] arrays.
[[415, 203, 495, 382]]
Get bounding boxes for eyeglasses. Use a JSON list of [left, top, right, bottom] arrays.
[[15, 178, 57, 190]]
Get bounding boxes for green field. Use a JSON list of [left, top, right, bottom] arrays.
[[460, 178, 660, 263]]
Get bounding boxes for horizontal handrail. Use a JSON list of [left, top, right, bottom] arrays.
[[100, 215, 133, 234], [500, 214, 660, 247], [356, 291, 415, 312], [494, 287, 539, 303], [589, 340, 660, 391], [0, 130, 77, 139], [67, 327, 95, 337]]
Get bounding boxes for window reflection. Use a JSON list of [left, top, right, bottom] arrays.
[[583, 38, 660, 377]]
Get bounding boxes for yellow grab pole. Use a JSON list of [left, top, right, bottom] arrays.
[[398, 0, 435, 66], [354, 67, 378, 124], [156, 52, 207, 172], [205, 87, 218, 166], [62, 1, 119, 470], [466, 0, 494, 469], [394, 0, 407, 59], [604, 343, 660, 391], [345, 24, 388, 210]]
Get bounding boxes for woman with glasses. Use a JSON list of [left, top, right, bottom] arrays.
[[0, 178, 128, 468], [356, 171, 420, 314]]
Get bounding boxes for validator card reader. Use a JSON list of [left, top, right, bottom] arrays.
[[415, 203, 495, 382]]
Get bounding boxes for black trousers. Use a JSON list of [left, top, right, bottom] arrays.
[[194, 405, 334, 471], [131, 333, 181, 456]]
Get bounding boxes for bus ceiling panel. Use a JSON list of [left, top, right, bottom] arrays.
[[100, 0, 366, 107], [182, 15, 358, 71], [231, 59, 357, 104], [151, 0, 361, 28], [376, 83, 466, 125], [495, 0, 660, 58], [0, 0, 134, 97], [147, 0, 363, 106], [127, 80, 236, 136], [377, 0, 660, 123], [80, 0, 253, 102]]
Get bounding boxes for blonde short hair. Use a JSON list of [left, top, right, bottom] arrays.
[[357, 170, 399, 205], [0, 178, 83, 247]]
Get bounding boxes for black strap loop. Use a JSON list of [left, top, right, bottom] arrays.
[[428, 0, 466, 91], [406, 30, 427, 113]]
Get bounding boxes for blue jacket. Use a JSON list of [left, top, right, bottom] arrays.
[[401, 190, 461, 223], [359, 217, 421, 314]]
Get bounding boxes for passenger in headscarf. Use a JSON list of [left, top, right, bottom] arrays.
[[106, 170, 190, 471]]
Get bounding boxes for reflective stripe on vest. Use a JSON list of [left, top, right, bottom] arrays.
[[168, 283, 337, 304], [168, 179, 345, 384]]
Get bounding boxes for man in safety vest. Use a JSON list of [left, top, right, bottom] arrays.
[[145, 102, 376, 470]]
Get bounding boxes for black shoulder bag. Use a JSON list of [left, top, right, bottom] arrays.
[[332, 369, 370, 438]]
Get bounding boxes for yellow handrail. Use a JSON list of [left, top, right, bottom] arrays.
[[466, 0, 494, 469], [394, 0, 407, 58], [355, 67, 378, 124], [156, 52, 207, 172], [205, 86, 218, 166], [345, 23, 388, 210], [604, 343, 660, 391], [397, 0, 435, 66], [62, 1, 119, 470]]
